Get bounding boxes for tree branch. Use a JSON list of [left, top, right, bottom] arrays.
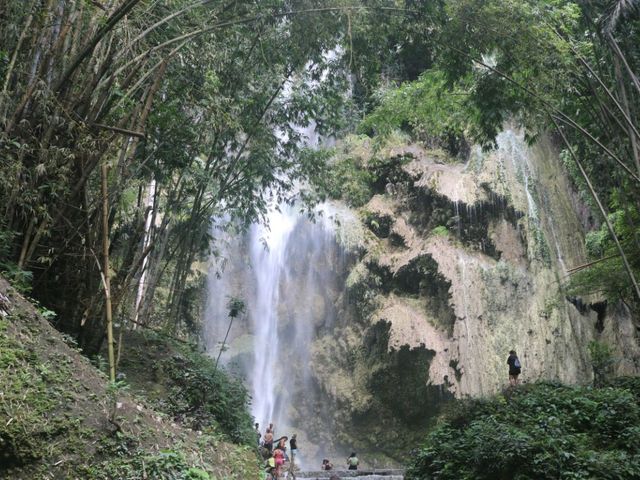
[[92, 122, 146, 138]]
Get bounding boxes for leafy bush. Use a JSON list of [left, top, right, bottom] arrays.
[[567, 207, 640, 312], [309, 134, 414, 208], [431, 226, 449, 237], [589, 341, 614, 387], [324, 155, 375, 207], [0, 226, 32, 293], [405, 381, 640, 480], [161, 344, 255, 445], [359, 71, 473, 157]]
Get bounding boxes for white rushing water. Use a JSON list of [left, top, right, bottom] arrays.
[[204, 204, 344, 468], [248, 207, 298, 428]]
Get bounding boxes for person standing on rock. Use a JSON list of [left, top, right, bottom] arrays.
[[507, 349, 522, 386], [273, 447, 285, 478], [276, 436, 288, 461], [263, 428, 274, 453], [289, 434, 298, 464], [347, 452, 359, 470], [255, 422, 261, 446]]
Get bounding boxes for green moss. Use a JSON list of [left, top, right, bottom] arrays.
[[0, 299, 261, 480], [314, 320, 451, 464], [345, 261, 383, 322], [79, 450, 212, 479], [0, 316, 82, 469], [431, 225, 449, 236], [541, 293, 561, 319]]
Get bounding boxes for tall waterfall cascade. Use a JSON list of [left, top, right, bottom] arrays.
[[204, 204, 349, 468]]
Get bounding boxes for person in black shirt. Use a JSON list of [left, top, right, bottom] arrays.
[[289, 434, 298, 462], [507, 350, 521, 386]]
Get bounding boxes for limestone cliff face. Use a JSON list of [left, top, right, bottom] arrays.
[[204, 130, 640, 465], [306, 130, 640, 459]]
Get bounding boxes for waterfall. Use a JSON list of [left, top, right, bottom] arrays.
[[248, 207, 297, 428], [204, 204, 344, 468]]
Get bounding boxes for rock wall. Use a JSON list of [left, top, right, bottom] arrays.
[[306, 130, 640, 460], [204, 130, 640, 466]]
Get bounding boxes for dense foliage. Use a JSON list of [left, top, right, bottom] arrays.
[[0, 0, 451, 359], [2, 2, 640, 475], [0, 0, 359, 354], [359, 71, 474, 157], [3, 0, 636, 373], [405, 380, 640, 480]]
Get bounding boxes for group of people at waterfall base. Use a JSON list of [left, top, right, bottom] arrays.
[[256, 423, 295, 479], [255, 422, 359, 478]]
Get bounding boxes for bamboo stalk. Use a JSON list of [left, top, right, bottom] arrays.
[[0, 4, 35, 121], [552, 116, 640, 303], [101, 6, 411, 91], [607, 32, 640, 97], [55, 0, 143, 92], [566, 254, 620, 274], [612, 55, 640, 175], [101, 161, 116, 383], [92, 122, 146, 138]]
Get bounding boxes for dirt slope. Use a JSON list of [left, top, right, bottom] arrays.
[[0, 277, 260, 479]]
